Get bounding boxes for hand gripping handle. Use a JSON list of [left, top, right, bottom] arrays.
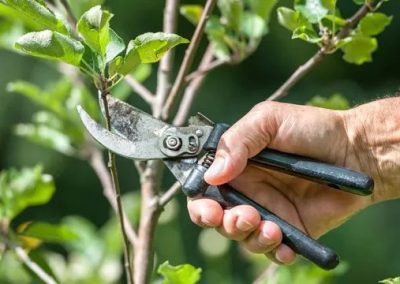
[[201, 183, 339, 270]]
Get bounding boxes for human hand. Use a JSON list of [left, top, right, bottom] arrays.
[[187, 99, 400, 264]]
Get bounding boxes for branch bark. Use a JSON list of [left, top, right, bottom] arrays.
[[13, 245, 57, 284], [173, 44, 216, 126], [154, 0, 181, 118], [162, 0, 218, 119], [125, 75, 155, 105], [267, 3, 373, 101]]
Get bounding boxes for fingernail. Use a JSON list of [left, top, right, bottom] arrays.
[[260, 225, 275, 245], [236, 217, 253, 231], [275, 251, 285, 264], [205, 157, 225, 180], [200, 217, 214, 227]]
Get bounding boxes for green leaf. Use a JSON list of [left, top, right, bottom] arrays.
[[307, 94, 350, 110], [358, 12, 392, 36], [205, 16, 230, 61], [105, 29, 125, 63], [240, 12, 266, 39], [4, 0, 67, 33], [294, 0, 334, 23], [77, 5, 113, 56], [353, 0, 365, 4], [15, 30, 85, 66], [180, 5, 203, 25], [341, 35, 377, 65], [218, 0, 243, 32], [15, 122, 77, 156], [247, 0, 278, 21], [323, 14, 346, 27], [117, 32, 189, 75], [380, 277, 400, 284], [292, 26, 321, 43], [19, 222, 78, 243], [277, 7, 310, 31], [158, 261, 202, 284], [66, 0, 104, 19], [0, 166, 55, 220]]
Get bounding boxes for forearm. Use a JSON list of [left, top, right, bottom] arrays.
[[342, 96, 400, 202]]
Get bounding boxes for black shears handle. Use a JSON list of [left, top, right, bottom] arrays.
[[183, 123, 374, 270]]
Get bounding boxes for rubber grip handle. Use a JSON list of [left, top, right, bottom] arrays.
[[251, 149, 373, 196], [202, 183, 339, 270]]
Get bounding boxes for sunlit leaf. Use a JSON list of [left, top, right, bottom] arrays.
[[15, 123, 77, 156], [117, 32, 189, 75], [158, 261, 202, 284], [358, 12, 392, 36], [218, 0, 243, 32], [15, 30, 85, 66], [341, 35, 377, 65], [277, 7, 310, 31], [77, 5, 112, 56], [294, 0, 334, 23], [205, 16, 230, 61], [4, 0, 67, 33], [180, 5, 203, 25], [18, 222, 78, 244], [240, 12, 266, 39], [105, 28, 125, 63], [380, 277, 400, 284], [66, 0, 104, 19], [0, 166, 55, 220], [292, 26, 321, 43], [307, 94, 350, 110], [247, 0, 278, 21]]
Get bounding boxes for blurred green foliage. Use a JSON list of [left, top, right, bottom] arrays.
[[0, 0, 399, 283]]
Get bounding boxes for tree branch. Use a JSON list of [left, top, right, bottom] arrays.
[[185, 58, 226, 83], [99, 86, 134, 284], [162, 0, 218, 119], [125, 75, 155, 105], [134, 161, 163, 284], [267, 3, 374, 101], [173, 44, 215, 126], [13, 245, 57, 284], [159, 181, 181, 207], [154, 0, 181, 118], [88, 145, 138, 246]]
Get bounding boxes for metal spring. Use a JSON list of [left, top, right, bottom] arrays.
[[202, 151, 215, 168]]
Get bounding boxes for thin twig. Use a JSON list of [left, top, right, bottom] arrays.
[[99, 86, 134, 284], [88, 146, 138, 245], [267, 3, 374, 101], [13, 245, 57, 284], [162, 0, 218, 119], [252, 263, 278, 284], [154, 0, 181, 118], [185, 58, 226, 83], [159, 181, 181, 207], [173, 44, 215, 126], [125, 75, 155, 105]]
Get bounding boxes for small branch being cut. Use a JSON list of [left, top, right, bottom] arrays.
[[162, 0, 218, 119], [14, 245, 57, 284], [173, 44, 216, 126], [99, 85, 134, 284], [159, 181, 181, 207], [267, 3, 374, 101], [125, 75, 155, 105]]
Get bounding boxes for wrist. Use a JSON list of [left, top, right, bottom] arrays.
[[342, 97, 400, 203]]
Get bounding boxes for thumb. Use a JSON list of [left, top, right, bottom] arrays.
[[204, 102, 280, 185]]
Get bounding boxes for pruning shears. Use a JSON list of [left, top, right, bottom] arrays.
[[77, 96, 374, 270]]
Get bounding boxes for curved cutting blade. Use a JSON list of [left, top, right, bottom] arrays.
[[77, 105, 167, 160]]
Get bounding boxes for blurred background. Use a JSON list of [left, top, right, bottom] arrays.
[[0, 0, 399, 283]]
